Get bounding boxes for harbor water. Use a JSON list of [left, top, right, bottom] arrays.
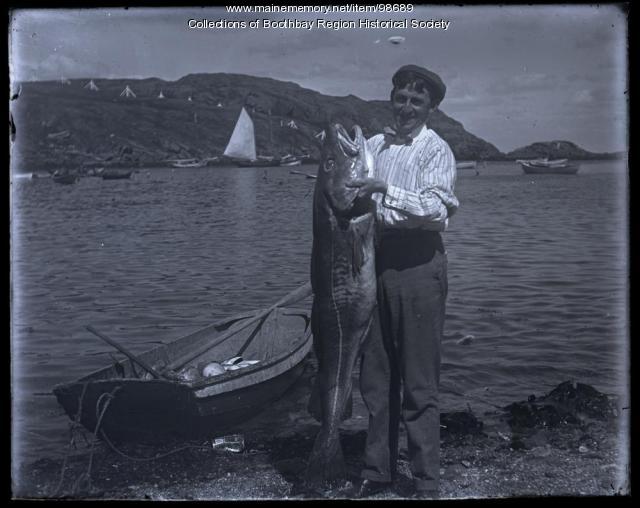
[[10, 160, 628, 470]]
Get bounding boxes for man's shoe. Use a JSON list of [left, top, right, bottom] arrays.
[[355, 479, 393, 498]]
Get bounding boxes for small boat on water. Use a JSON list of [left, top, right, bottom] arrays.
[[456, 161, 477, 170], [516, 158, 569, 168], [280, 154, 303, 167], [52, 172, 80, 185], [52, 284, 313, 441], [170, 158, 207, 168], [224, 107, 282, 168], [31, 171, 52, 179], [102, 169, 133, 180], [520, 161, 580, 175]]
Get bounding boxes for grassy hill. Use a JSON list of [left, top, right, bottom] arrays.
[[10, 73, 503, 170]]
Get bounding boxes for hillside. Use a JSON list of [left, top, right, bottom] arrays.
[[10, 74, 503, 170], [506, 141, 622, 161]]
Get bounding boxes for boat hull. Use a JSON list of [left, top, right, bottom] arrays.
[[53, 307, 312, 441], [102, 170, 133, 180], [520, 162, 579, 174], [280, 159, 302, 167], [52, 174, 79, 184]]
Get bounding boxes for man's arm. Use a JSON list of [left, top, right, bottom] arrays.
[[382, 145, 459, 227]]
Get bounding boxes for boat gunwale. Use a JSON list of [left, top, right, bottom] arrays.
[[52, 307, 312, 395]]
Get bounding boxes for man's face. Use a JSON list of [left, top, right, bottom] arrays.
[[392, 84, 433, 135]]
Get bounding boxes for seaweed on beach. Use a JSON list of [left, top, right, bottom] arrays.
[[504, 381, 618, 430]]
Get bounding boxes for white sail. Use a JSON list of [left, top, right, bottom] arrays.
[[223, 107, 256, 160]]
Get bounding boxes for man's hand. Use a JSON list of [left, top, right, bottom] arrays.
[[346, 178, 388, 199]]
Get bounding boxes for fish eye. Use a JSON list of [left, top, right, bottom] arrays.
[[324, 158, 335, 172]]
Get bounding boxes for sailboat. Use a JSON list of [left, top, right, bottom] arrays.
[[224, 107, 280, 167]]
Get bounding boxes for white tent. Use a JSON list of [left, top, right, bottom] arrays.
[[187, 96, 193, 102], [84, 80, 99, 91], [287, 120, 298, 130], [120, 85, 136, 98], [158, 90, 165, 99], [217, 102, 223, 108]]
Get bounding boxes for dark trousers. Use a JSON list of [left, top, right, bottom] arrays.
[[359, 230, 447, 491]]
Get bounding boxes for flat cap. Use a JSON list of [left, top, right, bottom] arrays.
[[392, 64, 446, 106]]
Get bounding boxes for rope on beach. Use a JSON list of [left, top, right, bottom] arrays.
[[52, 382, 89, 497], [51, 385, 121, 498], [99, 429, 210, 462]]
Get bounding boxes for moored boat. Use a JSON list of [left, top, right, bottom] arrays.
[[52, 172, 80, 184], [31, 171, 52, 179], [516, 158, 569, 168], [52, 284, 313, 441], [280, 155, 303, 167], [170, 158, 207, 168], [456, 161, 477, 170], [102, 169, 133, 180], [520, 161, 579, 174]]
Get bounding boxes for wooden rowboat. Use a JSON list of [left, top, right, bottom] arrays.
[[53, 286, 313, 442], [520, 161, 579, 175], [102, 169, 133, 180], [456, 161, 477, 170], [52, 173, 80, 185]]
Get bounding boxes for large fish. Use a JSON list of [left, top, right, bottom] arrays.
[[306, 124, 377, 485]]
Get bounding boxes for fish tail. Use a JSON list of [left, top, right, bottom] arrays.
[[305, 428, 346, 486]]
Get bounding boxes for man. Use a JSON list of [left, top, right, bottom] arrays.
[[347, 65, 459, 499]]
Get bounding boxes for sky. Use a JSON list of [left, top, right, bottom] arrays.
[[9, 5, 628, 153]]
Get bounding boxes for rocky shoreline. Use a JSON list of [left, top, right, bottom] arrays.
[[13, 379, 629, 500]]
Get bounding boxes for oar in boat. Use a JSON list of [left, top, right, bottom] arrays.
[[86, 325, 168, 380], [165, 281, 313, 373]]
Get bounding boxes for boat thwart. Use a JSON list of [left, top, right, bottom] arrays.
[[53, 283, 313, 441]]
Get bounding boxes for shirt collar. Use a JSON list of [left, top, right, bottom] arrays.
[[410, 123, 429, 142]]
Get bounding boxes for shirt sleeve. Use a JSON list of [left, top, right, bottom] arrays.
[[382, 143, 459, 227]]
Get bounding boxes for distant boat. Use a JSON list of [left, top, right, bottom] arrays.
[[52, 172, 79, 185], [31, 171, 52, 179], [456, 161, 477, 170], [224, 107, 281, 167], [520, 161, 579, 175], [170, 158, 207, 168], [515, 158, 569, 168], [84, 167, 104, 177], [102, 169, 133, 180], [280, 154, 303, 167]]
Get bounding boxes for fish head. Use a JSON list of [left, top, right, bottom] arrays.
[[316, 123, 373, 214]]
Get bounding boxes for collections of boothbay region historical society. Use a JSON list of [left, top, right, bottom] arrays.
[[187, 18, 451, 30]]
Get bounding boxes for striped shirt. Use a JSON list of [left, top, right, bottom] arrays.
[[366, 123, 459, 232]]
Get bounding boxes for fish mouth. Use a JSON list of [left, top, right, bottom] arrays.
[[334, 124, 363, 157]]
